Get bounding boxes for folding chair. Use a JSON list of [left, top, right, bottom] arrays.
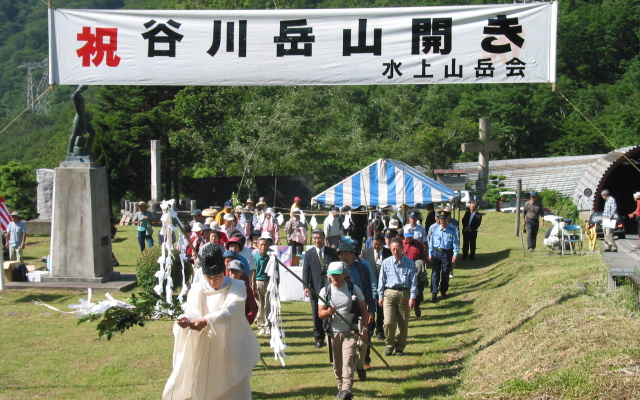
[[561, 224, 583, 256]]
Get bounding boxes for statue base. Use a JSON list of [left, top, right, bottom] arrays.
[[44, 163, 115, 283], [65, 155, 95, 163]]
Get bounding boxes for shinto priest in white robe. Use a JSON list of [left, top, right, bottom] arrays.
[[162, 276, 260, 400]]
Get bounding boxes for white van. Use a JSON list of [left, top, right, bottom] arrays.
[[459, 191, 471, 207]]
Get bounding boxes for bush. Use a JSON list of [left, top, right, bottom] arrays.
[[136, 246, 191, 294]]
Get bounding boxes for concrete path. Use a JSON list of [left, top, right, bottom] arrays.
[[602, 236, 640, 291]]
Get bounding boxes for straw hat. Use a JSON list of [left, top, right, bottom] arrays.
[[202, 208, 218, 217]]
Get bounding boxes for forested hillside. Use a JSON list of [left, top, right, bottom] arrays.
[[0, 0, 638, 207]]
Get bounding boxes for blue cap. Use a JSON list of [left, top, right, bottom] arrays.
[[530, 192, 538, 197], [223, 249, 237, 259], [337, 241, 355, 253], [224, 200, 233, 208]]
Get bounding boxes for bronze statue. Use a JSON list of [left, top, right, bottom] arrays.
[[67, 85, 95, 159]]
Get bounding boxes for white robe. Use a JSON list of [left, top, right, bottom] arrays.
[[163, 277, 260, 400]]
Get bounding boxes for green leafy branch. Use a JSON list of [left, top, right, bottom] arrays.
[[77, 290, 184, 340]]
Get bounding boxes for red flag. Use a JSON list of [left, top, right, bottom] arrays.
[[0, 196, 11, 231]]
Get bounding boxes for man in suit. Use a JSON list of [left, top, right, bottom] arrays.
[[303, 229, 339, 347], [461, 202, 483, 261], [361, 233, 392, 341]]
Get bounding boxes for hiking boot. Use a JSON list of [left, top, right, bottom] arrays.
[[431, 294, 438, 303], [385, 347, 394, 356], [376, 331, 385, 341], [337, 390, 352, 400], [357, 368, 367, 381]]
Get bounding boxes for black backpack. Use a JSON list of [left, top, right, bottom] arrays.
[[12, 263, 28, 282]]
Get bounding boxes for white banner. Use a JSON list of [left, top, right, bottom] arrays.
[[48, 3, 557, 86]]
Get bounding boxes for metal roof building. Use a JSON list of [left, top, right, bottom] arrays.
[[453, 145, 640, 214]]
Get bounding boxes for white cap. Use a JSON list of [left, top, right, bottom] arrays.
[[259, 232, 273, 242]]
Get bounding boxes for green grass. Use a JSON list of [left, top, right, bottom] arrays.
[[1, 212, 639, 399]]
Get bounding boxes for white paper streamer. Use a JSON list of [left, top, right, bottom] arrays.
[[266, 255, 287, 366], [34, 289, 134, 317], [342, 211, 352, 230], [299, 209, 306, 224], [277, 212, 284, 226], [310, 214, 318, 230]]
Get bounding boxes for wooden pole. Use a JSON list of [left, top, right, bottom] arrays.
[[0, 236, 5, 290], [478, 118, 490, 200], [515, 179, 522, 237]]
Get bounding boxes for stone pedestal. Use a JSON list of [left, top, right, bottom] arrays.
[[37, 169, 54, 220], [45, 162, 117, 283]]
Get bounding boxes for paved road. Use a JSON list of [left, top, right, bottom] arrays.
[[603, 236, 640, 269]]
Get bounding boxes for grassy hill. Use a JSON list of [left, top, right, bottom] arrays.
[[1, 211, 638, 399]]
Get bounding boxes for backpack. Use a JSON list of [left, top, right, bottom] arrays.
[[321, 280, 361, 334], [12, 263, 29, 282]]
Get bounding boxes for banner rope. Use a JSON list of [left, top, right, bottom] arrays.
[[0, 85, 54, 136], [557, 90, 640, 175]]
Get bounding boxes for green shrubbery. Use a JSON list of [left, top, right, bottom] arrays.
[[136, 246, 191, 294]]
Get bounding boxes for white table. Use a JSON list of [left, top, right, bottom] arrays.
[[278, 265, 308, 302]]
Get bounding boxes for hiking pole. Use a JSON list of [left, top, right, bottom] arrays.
[[273, 257, 393, 372]]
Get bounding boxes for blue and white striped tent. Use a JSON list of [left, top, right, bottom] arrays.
[[312, 158, 457, 208]]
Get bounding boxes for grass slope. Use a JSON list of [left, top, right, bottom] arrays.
[[0, 212, 638, 399]]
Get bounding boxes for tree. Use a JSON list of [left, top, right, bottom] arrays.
[[0, 161, 36, 220], [92, 86, 183, 206]]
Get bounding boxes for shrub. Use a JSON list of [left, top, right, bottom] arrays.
[[136, 246, 191, 294]]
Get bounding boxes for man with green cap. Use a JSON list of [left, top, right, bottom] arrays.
[[318, 261, 368, 400], [337, 241, 376, 377]]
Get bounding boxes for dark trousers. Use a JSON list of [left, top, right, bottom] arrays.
[[412, 259, 427, 308], [137, 230, 154, 252], [526, 218, 539, 250], [431, 250, 453, 295], [289, 240, 304, 256], [366, 302, 384, 364], [462, 231, 478, 259], [375, 302, 384, 334], [309, 292, 325, 341]]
